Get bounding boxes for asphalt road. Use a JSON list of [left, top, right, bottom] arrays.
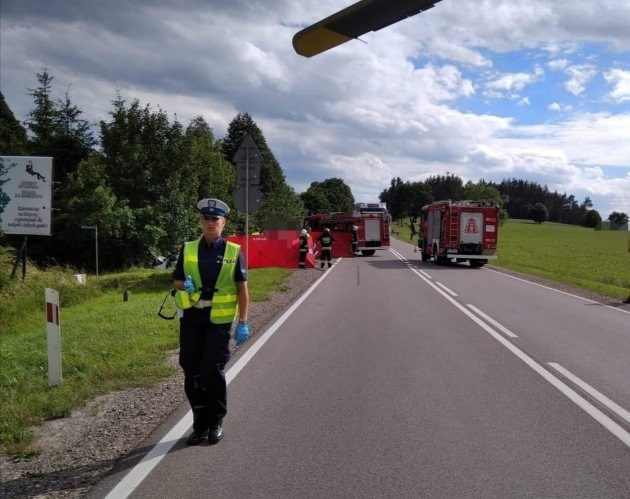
[[90, 238, 630, 499]]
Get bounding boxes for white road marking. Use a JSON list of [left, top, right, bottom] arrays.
[[104, 266, 336, 499], [467, 304, 519, 338], [389, 248, 431, 278], [393, 252, 630, 448], [389, 248, 405, 260], [549, 363, 630, 425], [435, 281, 457, 296]]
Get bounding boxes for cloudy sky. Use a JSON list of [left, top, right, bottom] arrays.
[[2, 0, 630, 217]]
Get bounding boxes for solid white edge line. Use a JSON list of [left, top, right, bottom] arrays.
[[105, 265, 336, 499], [104, 412, 193, 499], [435, 282, 458, 297], [227, 262, 336, 384], [466, 304, 518, 338], [484, 267, 630, 316], [549, 363, 630, 425], [394, 254, 630, 448]]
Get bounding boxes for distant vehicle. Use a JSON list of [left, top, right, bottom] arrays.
[[419, 199, 499, 267], [305, 202, 391, 256], [153, 254, 178, 270]]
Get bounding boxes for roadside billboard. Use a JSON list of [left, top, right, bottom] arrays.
[[0, 156, 53, 236]]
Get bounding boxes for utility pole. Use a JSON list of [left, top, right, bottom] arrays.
[[81, 224, 99, 276]]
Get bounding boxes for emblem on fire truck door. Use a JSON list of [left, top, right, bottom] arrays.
[[464, 218, 480, 234]]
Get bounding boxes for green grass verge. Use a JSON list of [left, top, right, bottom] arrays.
[[0, 258, 291, 455], [393, 218, 630, 301], [494, 219, 630, 300]]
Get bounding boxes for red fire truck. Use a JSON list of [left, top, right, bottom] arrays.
[[305, 202, 391, 256], [419, 199, 499, 267]]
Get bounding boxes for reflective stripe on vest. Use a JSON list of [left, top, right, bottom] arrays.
[[210, 241, 240, 324], [174, 289, 201, 310], [174, 240, 203, 310]]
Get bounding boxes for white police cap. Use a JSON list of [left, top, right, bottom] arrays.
[[197, 198, 230, 218]]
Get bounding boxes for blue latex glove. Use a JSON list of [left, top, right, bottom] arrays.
[[235, 321, 250, 345], [183, 274, 195, 293]]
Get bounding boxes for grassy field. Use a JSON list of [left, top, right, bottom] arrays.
[[393, 218, 630, 301], [0, 254, 291, 455], [494, 220, 629, 299]]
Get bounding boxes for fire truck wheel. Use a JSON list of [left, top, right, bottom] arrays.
[[470, 260, 486, 268], [421, 250, 430, 261], [361, 250, 375, 256]]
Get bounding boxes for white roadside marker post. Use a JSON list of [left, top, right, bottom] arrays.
[[45, 288, 62, 387]]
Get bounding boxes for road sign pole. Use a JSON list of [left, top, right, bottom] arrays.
[[245, 146, 249, 267], [232, 133, 263, 268]]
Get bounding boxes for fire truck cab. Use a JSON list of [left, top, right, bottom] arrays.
[[419, 199, 499, 267], [305, 202, 391, 256]]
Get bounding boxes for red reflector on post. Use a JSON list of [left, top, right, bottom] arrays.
[[46, 302, 58, 325]]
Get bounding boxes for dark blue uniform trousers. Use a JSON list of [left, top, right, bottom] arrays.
[[179, 308, 232, 432]]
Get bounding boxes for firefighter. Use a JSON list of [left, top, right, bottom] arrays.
[[172, 198, 250, 446], [409, 219, 417, 242], [317, 227, 336, 268], [351, 225, 359, 256], [298, 228, 309, 268]]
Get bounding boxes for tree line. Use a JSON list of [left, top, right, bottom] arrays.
[[3, 71, 625, 272], [379, 174, 627, 228], [0, 71, 357, 271]]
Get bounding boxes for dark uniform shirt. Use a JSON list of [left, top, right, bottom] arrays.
[[317, 233, 336, 247], [172, 237, 247, 300], [299, 234, 309, 250]]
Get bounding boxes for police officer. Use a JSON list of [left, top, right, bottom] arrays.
[[317, 227, 336, 268], [172, 198, 250, 445], [298, 228, 309, 268]]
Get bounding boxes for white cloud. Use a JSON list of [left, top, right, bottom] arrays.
[[564, 64, 597, 96], [548, 58, 570, 71], [425, 39, 493, 68], [548, 102, 572, 112], [483, 65, 544, 99], [604, 68, 630, 103]]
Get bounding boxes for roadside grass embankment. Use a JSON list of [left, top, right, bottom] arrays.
[[394, 218, 630, 301], [0, 251, 291, 455]]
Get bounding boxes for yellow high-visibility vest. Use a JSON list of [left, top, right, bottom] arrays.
[[174, 239, 240, 324]]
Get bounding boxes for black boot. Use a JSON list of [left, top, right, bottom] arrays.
[[208, 423, 224, 445], [186, 428, 208, 445]]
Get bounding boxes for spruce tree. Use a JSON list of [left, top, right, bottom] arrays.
[[0, 92, 28, 155]]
